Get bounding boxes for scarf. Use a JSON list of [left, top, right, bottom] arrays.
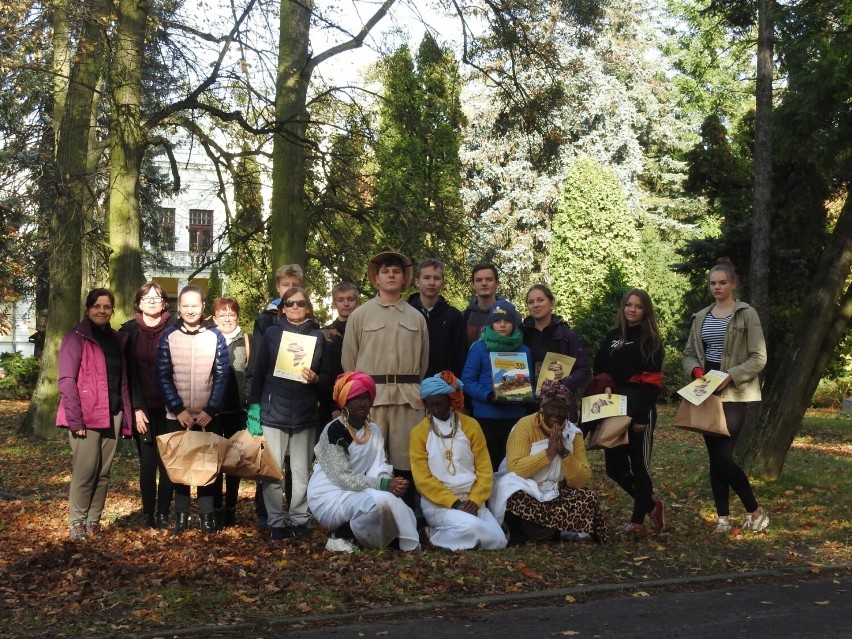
[[481, 325, 523, 352]]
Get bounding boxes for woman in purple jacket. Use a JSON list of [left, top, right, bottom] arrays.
[[56, 288, 132, 542]]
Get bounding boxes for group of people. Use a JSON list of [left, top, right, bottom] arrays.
[[56, 252, 769, 549]]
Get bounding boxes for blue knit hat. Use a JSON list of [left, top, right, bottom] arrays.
[[487, 300, 521, 330]]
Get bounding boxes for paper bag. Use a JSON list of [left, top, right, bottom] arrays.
[[156, 429, 229, 487], [586, 415, 632, 450], [221, 430, 283, 481], [672, 396, 729, 437]]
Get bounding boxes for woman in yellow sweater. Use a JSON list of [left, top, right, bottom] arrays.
[[409, 372, 508, 550], [490, 380, 609, 543]]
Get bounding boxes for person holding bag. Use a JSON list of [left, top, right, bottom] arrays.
[[210, 297, 253, 527], [120, 282, 174, 530], [593, 288, 665, 535], [682, 259, 769, 534], [157, 285, 230, 534], [57, 288, 133, 541]]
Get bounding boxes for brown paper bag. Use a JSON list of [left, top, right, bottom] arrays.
[[586, 415, 632, 450], [672, 396, 729, 437], [221, 430, 283, 481], [156, 429, 229, 487]]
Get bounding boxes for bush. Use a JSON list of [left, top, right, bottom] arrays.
[[661, 344, 689, 404], [0, 352, 40, 399], [810, 376, 852, 409]]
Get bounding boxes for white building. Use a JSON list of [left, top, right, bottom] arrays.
[[144, 153, 234, 303]]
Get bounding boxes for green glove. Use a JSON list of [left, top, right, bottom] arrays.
[[246, 403, 263, 436]]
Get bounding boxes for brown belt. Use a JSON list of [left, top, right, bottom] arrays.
[[371, 374, 420, 385]]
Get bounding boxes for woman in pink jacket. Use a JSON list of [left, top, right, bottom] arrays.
[[56, 288, 132, 541]]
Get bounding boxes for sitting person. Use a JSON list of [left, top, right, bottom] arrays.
[[307, 372, 420, 553], [490, 380, 609, 544], [409, 372, 508, 551]]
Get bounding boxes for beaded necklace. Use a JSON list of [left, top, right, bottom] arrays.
[[428, 413, 460, 476], [341, 410, 370, 445]]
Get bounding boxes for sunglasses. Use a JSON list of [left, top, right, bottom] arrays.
[[283, 299, 308, 308]]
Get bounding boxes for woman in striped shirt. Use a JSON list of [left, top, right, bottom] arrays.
[[682, 259, 769, 534]]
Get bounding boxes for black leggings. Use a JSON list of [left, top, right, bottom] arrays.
[[604, 409, 656, 524], [136, 407, 174, 516], [703, 402, 758, 516]]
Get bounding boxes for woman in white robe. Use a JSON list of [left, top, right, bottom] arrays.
[[307, 371, 420, 552]]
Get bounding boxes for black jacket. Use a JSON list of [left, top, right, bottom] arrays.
[[249, 317, 325, 431], [407, 293, 468, 377]]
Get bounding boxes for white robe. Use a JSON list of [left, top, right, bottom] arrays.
[[421, 415, 507, 550], [307, 421, 420, 551]]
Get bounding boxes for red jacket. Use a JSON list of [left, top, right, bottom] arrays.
[[56, 320, 132, 435]]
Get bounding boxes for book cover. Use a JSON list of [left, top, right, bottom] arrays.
[[581, 393, 628, 422], [489, 352, 533, 402], [273, 332, 318, 382], [534, 352, 577, 395], [677, 370, 730, 406]]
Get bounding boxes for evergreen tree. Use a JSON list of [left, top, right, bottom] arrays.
[[373, 34, 468, 279], [549, 157, 640, 355]]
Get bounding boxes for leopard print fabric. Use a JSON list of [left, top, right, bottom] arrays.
[[506, 487, 609, 544]]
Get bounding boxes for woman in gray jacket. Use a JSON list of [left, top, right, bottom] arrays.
[[682, 259, 769, 534]]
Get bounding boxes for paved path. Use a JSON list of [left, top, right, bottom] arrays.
[[269, 573, 850, 639]]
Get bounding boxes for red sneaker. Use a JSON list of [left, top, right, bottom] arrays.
[[649, 498, 665, 532]]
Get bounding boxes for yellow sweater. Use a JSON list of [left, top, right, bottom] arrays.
[[409, 412, 493, 508], [505, 413, 591, 489]]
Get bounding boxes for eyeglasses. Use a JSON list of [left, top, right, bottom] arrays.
[[215, 313, 238, 320], [141, 296, 163, 303], [283, 299, 308, 308]]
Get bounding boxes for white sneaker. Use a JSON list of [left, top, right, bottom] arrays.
[[745, 509, 769, 533], [325, 536, 357, 553], [713, 517, 731, 534]]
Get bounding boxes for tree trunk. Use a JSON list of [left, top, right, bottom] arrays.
[[739, 192, 852, 478], [268, 0, 313, 289], [108, 0, 150, 322], [20, 0, 109, 438], [749, 0, 774, 327]]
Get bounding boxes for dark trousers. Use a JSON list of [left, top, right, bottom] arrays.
[[703, 402, 759, 516], [136, 407, 174, 516], [212, 412, 244, 511], [605, 409, 656, 524], [477, 417, 516, 472]]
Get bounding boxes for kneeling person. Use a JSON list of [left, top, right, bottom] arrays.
[[490, 380, 609, 543], [410, 372, 508, 550], [308, 372, 420, 552]]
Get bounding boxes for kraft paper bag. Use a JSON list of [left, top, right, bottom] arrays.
[[586, 415, 632, 450], [156, 429, 229, 487], [672, 396, 730, 437], [221, 430, 283, 481]]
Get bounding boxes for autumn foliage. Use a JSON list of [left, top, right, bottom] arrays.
[[1, 400, 849, 637]]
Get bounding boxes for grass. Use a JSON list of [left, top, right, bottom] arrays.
[[0, 399, 849, 637]]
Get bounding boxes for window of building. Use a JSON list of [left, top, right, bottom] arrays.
[[188, 209, 213, 253], [159, 208, 176, 251]]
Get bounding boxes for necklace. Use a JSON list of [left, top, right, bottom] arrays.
[[429, 414, 459, 475], [536, 412, 552, 437], [341, 411, 370, 445]]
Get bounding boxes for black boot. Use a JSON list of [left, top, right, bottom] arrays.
[[213, 508, 224, 529], [222, 507, 236, 527], [143, 513, 156, 529], [155, 512, 170, 530], [199, 512, 218, 534], [173, 512, 190, 536]]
